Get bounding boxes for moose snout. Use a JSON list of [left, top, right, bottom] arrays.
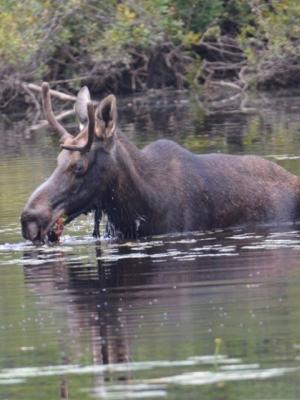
[[21, 208, 51, 244]]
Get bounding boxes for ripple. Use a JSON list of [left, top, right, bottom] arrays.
[[89, 385, 166, 399], [86, 360, 300, 398], [268, 154, 300, 160], [148, 366, 300, 386], [0, 354, 241, 381]]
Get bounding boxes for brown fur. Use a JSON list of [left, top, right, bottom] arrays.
[[104, 134, 300, 237]]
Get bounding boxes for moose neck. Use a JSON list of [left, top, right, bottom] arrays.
[[101, 132, 160, 238]]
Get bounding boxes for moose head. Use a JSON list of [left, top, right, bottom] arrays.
[[21, 83, 119, 244]]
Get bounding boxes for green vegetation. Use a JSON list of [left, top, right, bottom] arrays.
[[1, 0, 300, 106]]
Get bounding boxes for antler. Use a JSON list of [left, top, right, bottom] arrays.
[[41, 82, 72, 142], [61, 102, 95, 153]]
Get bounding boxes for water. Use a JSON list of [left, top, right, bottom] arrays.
[[2, 90, 300, 399]]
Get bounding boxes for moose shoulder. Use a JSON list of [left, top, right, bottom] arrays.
[[21, 83, 300, 244]]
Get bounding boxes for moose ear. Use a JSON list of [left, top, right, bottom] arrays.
[[74, 86, 91, 129], [96, 95, 117, 138]]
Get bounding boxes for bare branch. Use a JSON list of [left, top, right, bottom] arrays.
[[203, 61, 247, 71], [28, 109, 75, 132], [205, 80, 242, 91], [200, 40, 245, 59], [27, 83, 77, 102], [20, 83, 41, 113]]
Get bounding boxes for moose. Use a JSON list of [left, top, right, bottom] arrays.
[[21, 82, 300, 244]]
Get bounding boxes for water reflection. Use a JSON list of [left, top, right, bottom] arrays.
[[12, 227, 300, 398]]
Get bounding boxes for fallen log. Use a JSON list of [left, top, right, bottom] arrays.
[[25, 83, 77, 102]]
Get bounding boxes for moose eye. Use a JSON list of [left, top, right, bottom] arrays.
[[73, 160, 86, 177]]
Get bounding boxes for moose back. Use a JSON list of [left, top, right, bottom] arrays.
[[21, 83, 300, 244]]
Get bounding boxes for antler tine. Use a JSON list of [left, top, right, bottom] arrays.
[[41, 82, 72, 142], [61, 102, 95, 153]]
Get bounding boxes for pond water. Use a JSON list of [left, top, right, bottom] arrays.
[[2, 90, 300, 399]]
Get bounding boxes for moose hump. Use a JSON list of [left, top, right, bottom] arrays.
[[21, 82, 300, 244]]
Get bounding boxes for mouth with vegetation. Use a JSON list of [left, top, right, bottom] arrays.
[[46, 217, 65, 243]]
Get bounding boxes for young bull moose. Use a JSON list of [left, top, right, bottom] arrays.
[[21, 82, 300, 244]]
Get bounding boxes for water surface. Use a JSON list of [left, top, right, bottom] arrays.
[[1, 91, 300, 399]]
